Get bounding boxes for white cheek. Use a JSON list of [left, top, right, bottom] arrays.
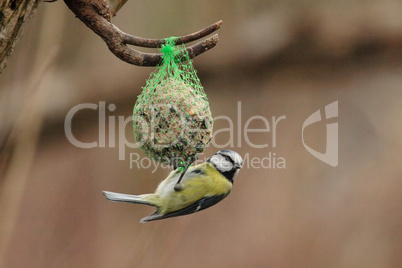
[[211, 155, 232, 172]]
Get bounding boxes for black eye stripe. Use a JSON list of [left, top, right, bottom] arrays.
[[221, 154, 234, 165]]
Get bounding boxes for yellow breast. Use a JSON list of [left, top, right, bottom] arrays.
[[156, 162, 232, 214]]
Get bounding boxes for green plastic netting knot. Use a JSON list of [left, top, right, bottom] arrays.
[[161, 42, 175, 56], [160, 37, 182, 65]]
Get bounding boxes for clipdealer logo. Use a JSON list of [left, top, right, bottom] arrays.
[[302, 101, 338, 167], [64, 101, 338, 170]]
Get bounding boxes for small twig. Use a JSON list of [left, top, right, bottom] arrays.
[[63, 0, 221, 66], [121, 20, 222, 48]]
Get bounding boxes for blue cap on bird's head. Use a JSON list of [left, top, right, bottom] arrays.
[[207, 150, 243, 182]]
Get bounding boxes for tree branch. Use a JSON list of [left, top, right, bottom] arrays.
[[0, 0, 41, 74], [63, 0, 221, 66], [121, 20, 222, 48]]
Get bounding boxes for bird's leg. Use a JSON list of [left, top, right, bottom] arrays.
[[173, 162, 192, 191], [174, 155, 198, 191]]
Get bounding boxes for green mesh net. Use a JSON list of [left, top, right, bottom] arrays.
[[133, 37, 213, 168]]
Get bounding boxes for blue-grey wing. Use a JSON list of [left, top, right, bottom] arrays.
[[140, 193, 229, 223]]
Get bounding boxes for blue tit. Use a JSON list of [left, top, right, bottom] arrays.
[[103, 150, 243, 223]]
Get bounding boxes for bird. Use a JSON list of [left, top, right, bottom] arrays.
[[102, 150, 243, 223]]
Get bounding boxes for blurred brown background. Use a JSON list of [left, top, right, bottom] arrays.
[[1, 0, 402, 267]]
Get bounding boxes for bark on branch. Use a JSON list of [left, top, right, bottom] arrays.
[[63, 0, 221, 66], [0, 0, 40, 74]]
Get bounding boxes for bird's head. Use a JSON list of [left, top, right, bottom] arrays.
[[207, 150, 243, 183]]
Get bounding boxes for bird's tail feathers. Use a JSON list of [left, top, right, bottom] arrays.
[[140, 212, 163, 223], [102, 191, 159, 207]]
